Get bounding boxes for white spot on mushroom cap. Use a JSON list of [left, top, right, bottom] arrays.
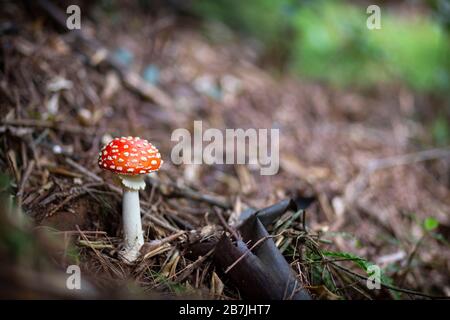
[[118, 158, 124, 163], [151, 160, 157, 165], [127, 168, 134, 172], [141, 156, 147, 161], [124, 152, 129, 156]]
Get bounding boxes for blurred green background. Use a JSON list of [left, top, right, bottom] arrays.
[[192, 0, 450, 93]]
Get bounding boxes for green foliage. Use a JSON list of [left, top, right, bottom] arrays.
[[192, 0, 296, 46], [323, 250, 374, 272], [292, 1, 450, 91], [323, 250, 399, 298], [292, 1, 388, 87], [1, 227, 34, 258], [369, 11, 449, 92], [147, 269, 189, 294], [0, 173, 12, 192], [193, 0, 450, 92], [423, 217, 439, 232], [306, 250, 338, 292], [432, 116, 450, 146]]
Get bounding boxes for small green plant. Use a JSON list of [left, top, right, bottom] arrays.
[[147, 269, 190, 294], [423, 217, 439, 232]]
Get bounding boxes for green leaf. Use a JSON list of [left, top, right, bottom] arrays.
[[323, 250, 399, 298], [424, 217, 439, 231], [323, 250, 373, 272]]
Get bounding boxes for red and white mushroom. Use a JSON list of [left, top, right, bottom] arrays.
[[98, 136, 163, 262]]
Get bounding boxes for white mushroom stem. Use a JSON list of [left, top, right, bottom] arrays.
[[118, 175, 146, 263], [121, 189, 144, 262]]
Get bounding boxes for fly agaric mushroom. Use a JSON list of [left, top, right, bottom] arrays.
[[98, 136, 163, 262]]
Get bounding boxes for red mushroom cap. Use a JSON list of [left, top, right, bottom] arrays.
[[98, 136, 162, 175]]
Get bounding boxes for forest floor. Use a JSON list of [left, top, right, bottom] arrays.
[[0, 2, 449, 299]]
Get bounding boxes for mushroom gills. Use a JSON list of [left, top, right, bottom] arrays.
[[119, 174, 146, 191]]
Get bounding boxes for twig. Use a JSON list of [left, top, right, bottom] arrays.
[[153, 230, 186, 246], [147, 176, 231, 209], [329, 261, 449, 299], [65, 158, 122, 193], [6, 149, 20, 184], [142, 209, 180, 233], [142, 243, 172, 260], [46, 166, 83, 178], [35, 227, 108, 236], [214, 207, 240, 240], [397, 234, 426, 287], [78, 240, 114, 249], [17, 159, 35, 199], [172, 248, 215, 283], [46, 192, 85, 217], [367, 147, 450, 172], [65, 158, 102, 183], [302, 210, 307, 232], [142, 231, 187, 258], [75, 225, 121, 277], [1, 118, 94, 135]]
